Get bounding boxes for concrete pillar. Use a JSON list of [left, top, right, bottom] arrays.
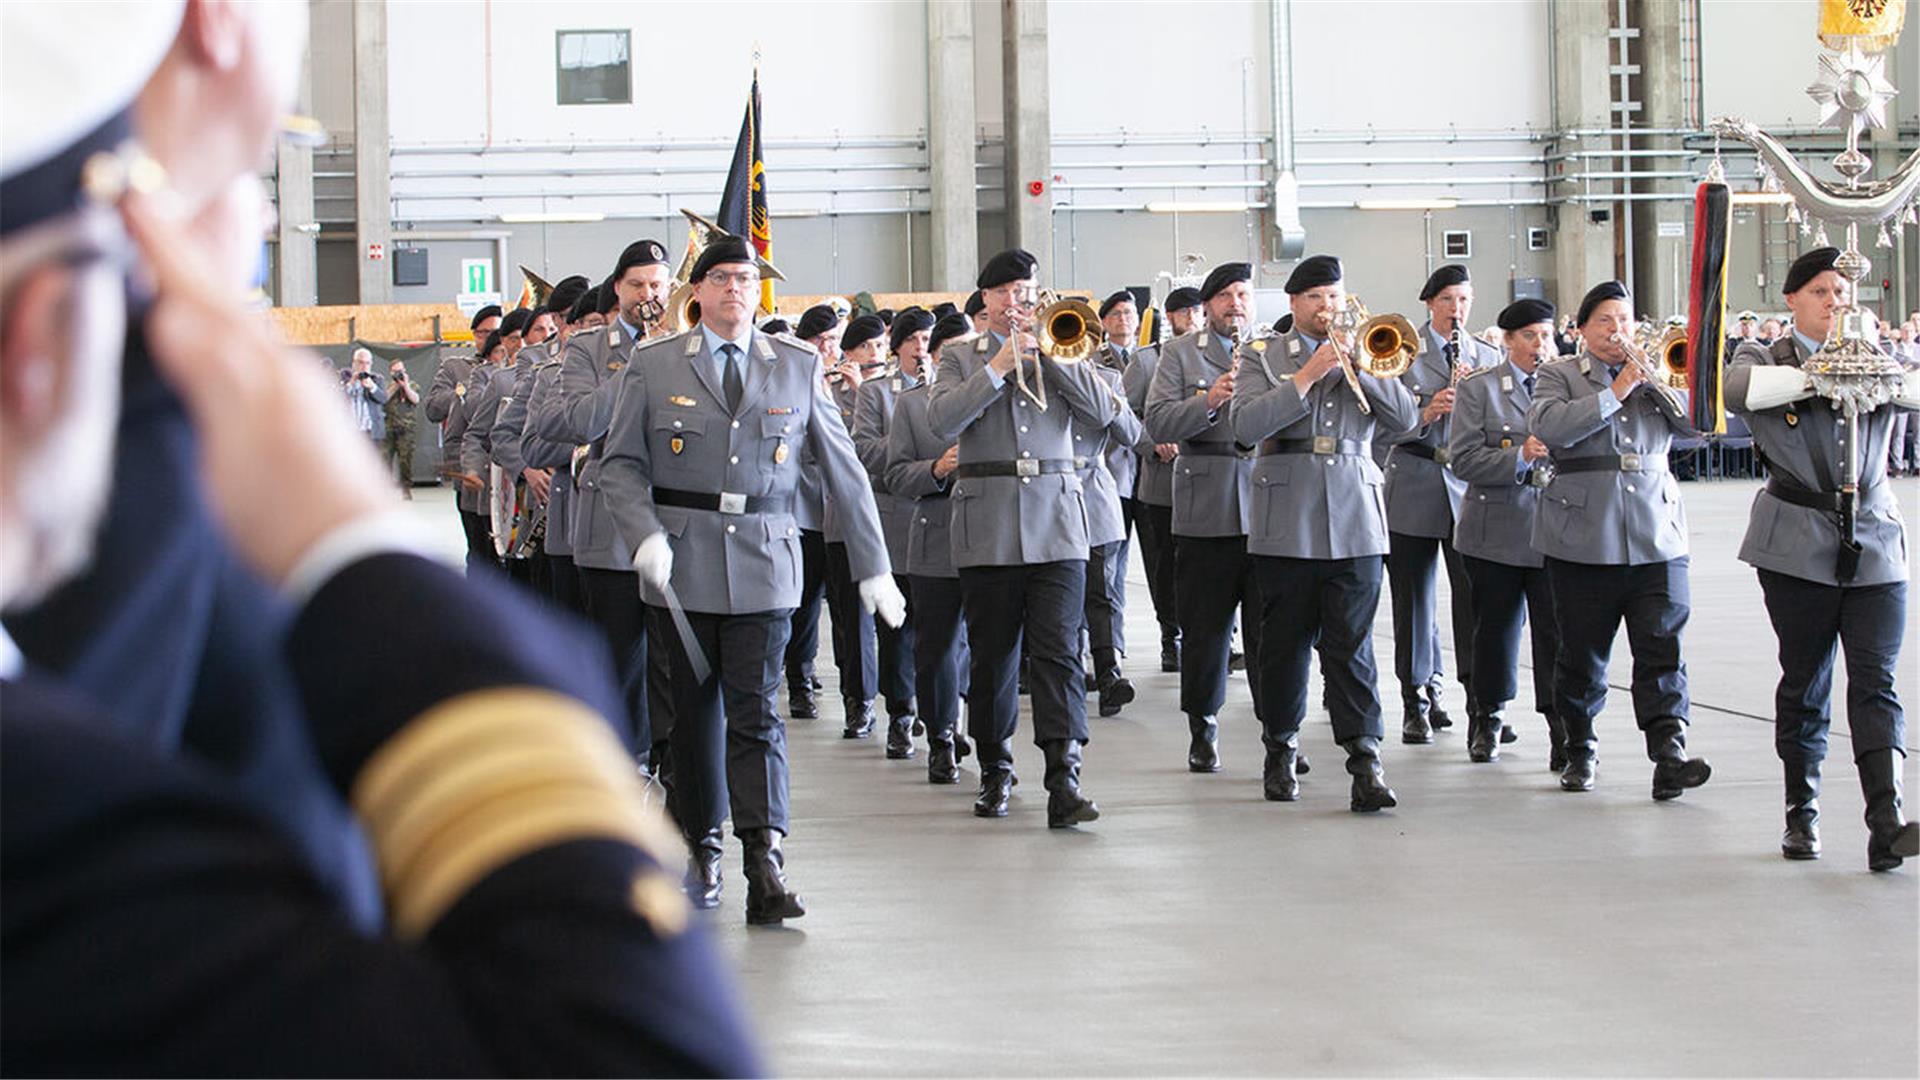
[[275, 32, 318, 307], [1550, 0, 1617, 313], [1630, 0, 1687, 320], [353, 0, 392, 305], [927, 0, 980, 291], [1000, 0, 1050, 265]]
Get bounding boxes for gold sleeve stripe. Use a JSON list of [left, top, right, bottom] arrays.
[[350, 687, 688, 940]]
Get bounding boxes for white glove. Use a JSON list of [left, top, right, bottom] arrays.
[[633, 532, 673, 592], [1742, 364, 1814, 410], [858, 573, 907, 629]]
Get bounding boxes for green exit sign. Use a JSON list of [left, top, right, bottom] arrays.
[[461, 259, 494, 296]]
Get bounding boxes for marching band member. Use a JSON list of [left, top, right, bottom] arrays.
[[1164, 285, 1204, 338], [1145, 263, 1263, 774], [599, 236, 905, 922], [1229, 255, 1418, 810], [783, 303, 843, 722], [854, 306, 940, 757], [825, 314, 888, 740], [1386, 265, 1503, 744], [427, 305, 502, 576], [1079, 291, 1145, 717], [1529, 281, 1711, 800], [965, 289, 989, 337], [887, 312, 978, 782], [518, 282, 612, 614], [1448, 299, 1562, 766], [1727, 246, 1918, 870], [1126, 285, 1197, 672], [927, 248, 1117, 827]]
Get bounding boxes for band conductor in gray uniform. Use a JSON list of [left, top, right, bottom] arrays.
[[1230, 255, 1418, 811], [600, 235, 906, 924], [1725, 246, 1919, 871], [1529, 281, 1711, 800], [426, 304, 502, 576]]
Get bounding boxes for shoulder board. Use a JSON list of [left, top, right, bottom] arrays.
[[769, 331, 817, 355], [606, 326, 621, 347], [631, 329, 691, 355], [1460, 365, 1498, 382]]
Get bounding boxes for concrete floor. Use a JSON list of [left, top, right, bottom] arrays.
[[408, 477, 1920, 1077]]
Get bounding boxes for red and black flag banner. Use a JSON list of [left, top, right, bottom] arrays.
[[717, 69, 772, 314], [1685, 179, 1731, 434]]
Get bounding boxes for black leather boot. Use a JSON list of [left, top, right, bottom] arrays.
[[1042, 739, 1100, 828], [841, 698, 876, 739], [1544, 711, 1568, 773], [1647, 721, 1712, 801], [1345, 736, 1398, 812], [1094, 649, 1135, 718], [786, 665, 817, 720], [1467, 705, 1502, 763], [1500, 722, 1518, 744], [1187, 714, 1220, 773], [1424, 679, 1454, 730], [927, 735, 960, 784], [1781, 757, 1821, 861], [741, 828, 805, 925], [885, 714, 916, 759], [1160, 628, 1181, 673], [1262, 739, 1300, 802], [1859, 748, 1920, 872], [973, 741, 1014, 818], [1401, 687, 1433, 745], [1560, 754, 1597, 792], [684, 829, 724, 910]]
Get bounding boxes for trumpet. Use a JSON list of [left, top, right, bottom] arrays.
[[1008, 290, 1100, 411], [636, 295, 668, 337], [1639, 323, 1691, 388], [1607, 328, 1687, 413], [661, 282, 702, 334], [1327, 296, 1419, 415]]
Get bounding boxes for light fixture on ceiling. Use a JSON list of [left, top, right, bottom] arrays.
[[497, 211, 606, 224], [1354, 198, 1459, 211]]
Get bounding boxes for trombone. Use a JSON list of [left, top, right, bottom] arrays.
[[1328, 296, 1419, 415], [1608, 326, 1688, 413], [1008, 290, 1100, 412]]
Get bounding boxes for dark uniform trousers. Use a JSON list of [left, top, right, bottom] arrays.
[[1388, 532, 1477, 704], [877, 574, 917, 716], [545, 553, 584, 615], [1133, 500, 1179, 641], [1546, 556, 1690, 762], [909, 575, 971, 742], [1757, 569, 1906, 764], [784, 528, 828, 681], [824, 541, 879, 705], [1174, 535, 1263, 720], [459, 509, 497, 577], [656, 608, 795, 838], [577, 566, 652, 759], [1084, 540, 1127, 662], [1252, 554, 1387, 745], [1462, 557, 1557, 716], [960, 561, 1089, 753]]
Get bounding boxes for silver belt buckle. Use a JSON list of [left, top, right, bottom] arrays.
[[718, 491, 748, 514], [1530, 467, 1553, 488], [1015, 458, 1040, 477], [1312, 435, 1336, 455], [1619, 452, 1643, 472], [1433, 448, 1452, 465]]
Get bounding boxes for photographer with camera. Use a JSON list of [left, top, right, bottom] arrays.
[[383, 358, 419, 497], [341, 347, 387, 448]]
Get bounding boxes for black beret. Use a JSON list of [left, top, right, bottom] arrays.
[[479, 329, 506, 358], [689, 235, 755, 284], [977, 248, 1038, 290], [612, 238, 670, 279], [546, 274, 592, 319], [841, 314, 887, 355], [1283, 255, 1343, 295], [564, 286, 599, 324], [594, 277, 620, 316], [876, 308, 896, 327], [1199, 262, 1253, 303], [890, 306, 936, 351], [1783, 247, 1841, 295], [1496, 298, 1556, 331], [759, 317, 792, 336], [796, 304, 840, 342], [499, 307, 535, 337], [1574, 280, 1630, 326], [1099, 290, 1136, 319], [963, 290, 986, 316], [1418, 264, 1471, 302], [1273, 313, 1294, 335], [469, 304, 503, 331], [1165, 286, 1203, 311], [930, 312, 972, 356], [932, 301, 958, 319]]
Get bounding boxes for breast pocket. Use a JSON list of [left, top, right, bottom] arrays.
[[652, 413, 709, 481]]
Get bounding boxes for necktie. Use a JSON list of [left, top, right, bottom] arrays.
[[721, 343, 743, 414], [1523, 373, 1535, 397]]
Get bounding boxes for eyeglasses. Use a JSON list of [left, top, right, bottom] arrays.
[[704, 269, 761, 289]]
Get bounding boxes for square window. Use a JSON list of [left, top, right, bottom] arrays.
[[1442, 230, 1472, 259], [557, 30, 631, 106]]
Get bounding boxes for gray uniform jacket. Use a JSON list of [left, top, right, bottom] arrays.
[[425, 353, 488, 514], [853, 371, 921, 569], [1122, 343, 1172, 506], [926, 330, 1118, 568], [1145, 329, 1255, 538], [1091, 344, 1141, 502], [1229, 329, 1419, 559], [1448, 361, 1548, 568], [1727, 336, 1912, 587], [519, 359, 575, 558], [1072, 362, 1142, 548], [1384, 323, 1504, 538], [599, 329, 890, 615], [885, 383, 960, 579], [821, 379, 861, 545], [1527, 350, 1693, 565], [459, 346, 542, 482], [533, 321, 640, 572]]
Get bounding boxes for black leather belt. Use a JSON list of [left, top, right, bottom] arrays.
[[955, 458, 1080, 479], [1181, 443, 1255, 458], [1553, 453, 1668, 474], [1766, 475, 1847, 514], [920, 489, 951, 500], [1393, 442, 1452, 465], [654, 488, 793, 514], [1261, 436, 1366, 457]]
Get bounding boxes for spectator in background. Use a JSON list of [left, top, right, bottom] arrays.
[[341, 347, 385, 447], [383, 359, 419, 497], [1553, 315, 1578, 356], [1889, 325, 1918, 477], [1759, 317, 1783, 345]]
